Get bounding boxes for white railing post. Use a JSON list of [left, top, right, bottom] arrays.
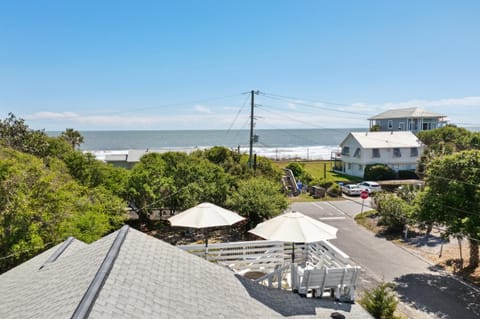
[[291, 263, 297, 291]]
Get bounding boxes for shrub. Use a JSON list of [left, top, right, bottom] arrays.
[[397, 170, 418, 179], [327, 183, 342, 197], [375, 193, 410, 232], [285, 162, 313, 184], [360, 282, 400, 319], [286, 162, 305, 177], [364, 164, 396, 181]]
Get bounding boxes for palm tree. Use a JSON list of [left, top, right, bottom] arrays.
[[61, 128, 84, 149]]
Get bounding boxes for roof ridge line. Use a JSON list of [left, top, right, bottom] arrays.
[[70, 225, 130, 319], [39, 236, 75, 270]]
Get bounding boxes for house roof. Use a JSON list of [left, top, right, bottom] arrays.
[[0, 226, 371, 319], [341, 131, 423, 149], [368, 107, 445, 120]]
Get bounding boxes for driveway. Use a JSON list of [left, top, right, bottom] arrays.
[[290, 200, 480, 319]]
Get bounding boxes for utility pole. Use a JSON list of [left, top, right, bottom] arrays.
[[248, 90, 258, 168]]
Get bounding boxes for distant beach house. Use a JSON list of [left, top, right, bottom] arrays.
[[335, 131, 424, 178], [368, 107, 447, 132]]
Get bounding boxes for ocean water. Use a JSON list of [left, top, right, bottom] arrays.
[[49, 128, 365, 160]]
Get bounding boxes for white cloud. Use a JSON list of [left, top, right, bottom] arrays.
[[23, 96, 480, 130], [24, 110, 240, 130], [27, 111, 79, 120], [193, 105, 212, 114]]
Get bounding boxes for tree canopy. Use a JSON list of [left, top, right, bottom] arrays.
[[416, 150, 480, 267], [0, 116, 289, 273], [227, 177, 288, 228], [0, 147, 126, 272], [60, 128, 84, 149]]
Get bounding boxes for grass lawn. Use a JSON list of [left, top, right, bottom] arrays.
[[275, 160, 361, 203], [275, 160, 360, 184]]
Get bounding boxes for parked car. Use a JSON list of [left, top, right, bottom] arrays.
[[341, 184, 362, 196], [358, 181, 382, 193]]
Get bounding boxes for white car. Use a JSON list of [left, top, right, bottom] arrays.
[[358, 181, 382, 194], [341, 184, 362, 196]]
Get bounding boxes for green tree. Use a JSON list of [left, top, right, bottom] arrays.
[[375, 193, 410, 232], [63, 151, 130, 196], [60, 128, 84, 149], [167, 155, 230, 210], [360, 282, 400, 319], [0, 113, 50, 157], [193, 146, 243, 176], [127, 152, 231, 222], [0, 113, 78, 160], [410, 188, 440, 234], [419, 150, 480, 268], [226, 177, 288, 228], [126, 153, 173, 222], [416, 125, 479, 177], [0, 147, 126, 273]]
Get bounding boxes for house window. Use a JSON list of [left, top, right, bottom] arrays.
[[410, 147, 418, 157], [347, 163, 352, 170], [388, 120, 393, 129], [399, 122, 405, 131], [372, 148, 380, 158], [358, 164, 363, 170], [353, 148, 361, 158], [393, 148, 402, 157], [341, 146, 350, 156]]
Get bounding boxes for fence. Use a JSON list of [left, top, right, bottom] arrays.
[[179, 240, 352, 273]]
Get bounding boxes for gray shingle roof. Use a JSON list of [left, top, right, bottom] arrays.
[[0, 226, 371, 319], [368, 107, 445, 120]]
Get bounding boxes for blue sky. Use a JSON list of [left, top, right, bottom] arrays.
[[1, 0, 479, 130]]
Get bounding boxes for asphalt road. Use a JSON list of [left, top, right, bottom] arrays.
[[290, 199, 480, 319]]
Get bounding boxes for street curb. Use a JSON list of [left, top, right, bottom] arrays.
[[395, 240, 480, 294]]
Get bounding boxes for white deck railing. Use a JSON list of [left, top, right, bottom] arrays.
[[179, 240, 353, 273], [180, 240, 360, 300], [179, 240, 285, 274]]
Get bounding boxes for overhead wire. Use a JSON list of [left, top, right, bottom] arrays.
[[261, 92, 369, 116], [0, 241, 56, 261], [225, 93, 250, 136]]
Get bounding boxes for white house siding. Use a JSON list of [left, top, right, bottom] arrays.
[[340, 136, 364, 177], [339, 132, 424, 178]]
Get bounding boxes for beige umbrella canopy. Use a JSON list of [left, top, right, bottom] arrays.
[[248, 211, 338, 262], [168, 202, 245, 257]]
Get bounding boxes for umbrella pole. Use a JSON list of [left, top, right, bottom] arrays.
[[204, 229, 209, 260]]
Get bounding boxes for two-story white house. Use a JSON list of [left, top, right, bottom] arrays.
[[337, 131, 424, 178]]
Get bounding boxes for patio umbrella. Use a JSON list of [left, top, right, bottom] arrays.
[[248, 211, 338, 263], [168, 202, 245, 258]]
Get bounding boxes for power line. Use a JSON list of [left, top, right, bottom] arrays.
[[262, 92, 369, 116], [28, 93, 245, 119], [0, 241, 56, 261], [135, 182, 196, 213], [331, 195, 480, 241], [225, 93, 250, 136]]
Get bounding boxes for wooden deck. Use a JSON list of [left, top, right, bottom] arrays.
[[180, 239, 360, 301]]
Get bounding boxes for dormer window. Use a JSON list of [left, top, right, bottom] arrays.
[[353, 148, 361, 158], [393, 148, 402, 157], [341, 146, 350, 156]]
